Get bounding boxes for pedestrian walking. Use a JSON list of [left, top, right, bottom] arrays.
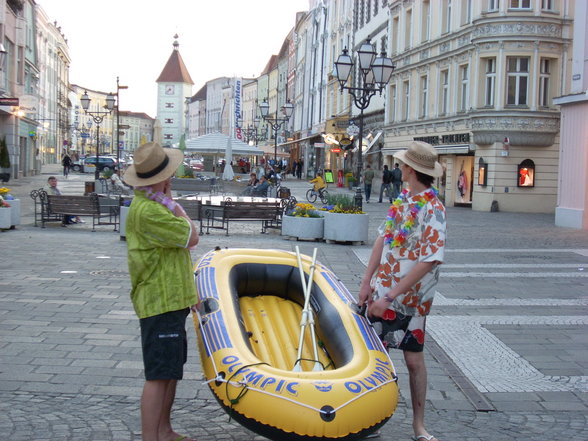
[[123, 142, 200, 441], [391, 163, 402, 199], [378, 164, 393, 203], [297, 159, 303, 179], [62, 153, 72, 178], [358, 141, 445, 441], [363, 164, 375, 203]]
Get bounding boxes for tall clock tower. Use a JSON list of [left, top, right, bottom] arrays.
[[156, 35, 194, 147]]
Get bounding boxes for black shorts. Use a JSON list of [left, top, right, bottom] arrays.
[[372, 310, 426, 353], [140, 308, 190, 381]]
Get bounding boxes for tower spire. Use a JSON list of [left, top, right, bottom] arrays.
[[173, 34, 179, 51]]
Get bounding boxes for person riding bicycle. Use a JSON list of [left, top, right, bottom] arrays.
[[309, 172, 326, 195]]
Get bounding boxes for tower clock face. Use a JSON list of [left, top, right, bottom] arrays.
[[165, 85, 175, 95]]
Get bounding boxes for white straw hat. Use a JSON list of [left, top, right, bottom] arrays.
[[394, 141, 443, 178], [123, 142, 183, 187]]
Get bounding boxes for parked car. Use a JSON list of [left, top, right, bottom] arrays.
[[189, 159, 204, 171], [71, 155, 86, 172], [83, 156, 118, 172]]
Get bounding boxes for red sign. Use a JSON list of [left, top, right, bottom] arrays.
[[0, 97, 19, 106], [330, 148, 341, 153]]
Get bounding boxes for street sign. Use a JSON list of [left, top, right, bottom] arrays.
[[347, 124, 360, 137], [81, 132, 90, 139], [0, 97, 19, 106], [119, 124, 130, 129]]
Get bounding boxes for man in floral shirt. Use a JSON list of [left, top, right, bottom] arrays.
[[359, 141, 446, 441]]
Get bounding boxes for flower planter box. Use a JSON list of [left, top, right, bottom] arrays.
[[323, 211, 369, 245], [0, 207, 11, 229], [281, 215, 324, 241], [9, 198, 20, 227], [119, 205, 130, 240]]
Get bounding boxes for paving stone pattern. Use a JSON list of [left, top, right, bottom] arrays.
[[1, 165, 587, 440]]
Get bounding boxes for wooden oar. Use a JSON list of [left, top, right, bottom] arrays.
[[293, 246, 323, 372]]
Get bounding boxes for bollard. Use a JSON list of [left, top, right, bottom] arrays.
[[354, 187, 363, 211]]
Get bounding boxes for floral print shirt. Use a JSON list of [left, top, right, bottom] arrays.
[[373, 189, 446, 317]]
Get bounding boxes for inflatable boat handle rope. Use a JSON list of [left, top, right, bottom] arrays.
[[293, 246, 323, 372], [195, 295, 398, 418]]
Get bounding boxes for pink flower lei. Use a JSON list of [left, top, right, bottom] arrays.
[[383, 187, 438, 247]]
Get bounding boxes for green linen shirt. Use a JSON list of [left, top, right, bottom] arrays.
[[363, 168, 375, 184], [127, 191, 197, 319]]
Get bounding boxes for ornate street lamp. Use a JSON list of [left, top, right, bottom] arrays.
[[115, 77, 128, 167], [237, 115, 262, 145], [80, 90, 115, 180], [259, 98, 294, 162], [335, 38, 395, 182]]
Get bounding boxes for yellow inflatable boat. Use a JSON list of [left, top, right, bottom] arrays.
[[193, 248, 398, 440]]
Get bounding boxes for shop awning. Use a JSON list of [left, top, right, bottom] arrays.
[[277, 133, 322, 148], [365, 131, 383, 155]]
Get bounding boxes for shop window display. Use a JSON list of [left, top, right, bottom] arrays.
[[518, 159, 535, 187]]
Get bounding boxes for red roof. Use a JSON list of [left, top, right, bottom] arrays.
[[156, 49, 194, 84]]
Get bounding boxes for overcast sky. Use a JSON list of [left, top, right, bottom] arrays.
[[38, 0, 310, 118]]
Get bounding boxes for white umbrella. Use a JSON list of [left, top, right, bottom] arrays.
[[222, 136, 235, 180], [185, 132, 263, 156]]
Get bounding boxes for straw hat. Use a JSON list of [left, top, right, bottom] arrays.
[[394, 141, 443, 178], [123, 142, 184, 187]]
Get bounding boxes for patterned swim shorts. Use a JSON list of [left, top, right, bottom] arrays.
[[370, 309, 426, 352]]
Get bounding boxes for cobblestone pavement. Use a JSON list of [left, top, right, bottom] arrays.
[[1, 166, 587, 441]]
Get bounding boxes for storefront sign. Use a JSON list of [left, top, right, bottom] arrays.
[[234, 78, 242, 140], [414, 133, 470, 145]]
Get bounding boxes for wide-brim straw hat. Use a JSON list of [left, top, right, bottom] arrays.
[[123, 142, 184, 187], [394, 141, 443, 178]]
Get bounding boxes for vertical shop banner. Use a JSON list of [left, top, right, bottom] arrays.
[[234, 78, 242, 140]]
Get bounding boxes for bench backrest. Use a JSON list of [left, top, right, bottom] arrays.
[[47, 194, 100, 215], [178, 199, 202, 220], [222, 201, 280, 219]]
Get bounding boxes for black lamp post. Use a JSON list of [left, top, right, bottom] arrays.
[[115, 77, 128, 167], [259, 99, 294, 163], [334, 38, 395, 182], [80, 90, 115, 180]]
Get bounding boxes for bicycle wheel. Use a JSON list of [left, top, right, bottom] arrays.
[[319, 189, 329, 204], [306, 189, 317, 203]]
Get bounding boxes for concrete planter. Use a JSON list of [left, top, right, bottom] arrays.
[[9, 199, 20, 227], [323, 211, 369, 244], [281, 215, 324, 241], [0, 207, 11, 229], [119, 205, 130, 240]]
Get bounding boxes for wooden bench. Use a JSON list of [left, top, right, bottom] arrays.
[[171, 177, 219, 197], [202, 199, 282, 235], [46, 193, 119, 231], [176, 198, 204, 235], [30, 188, 61, 227]]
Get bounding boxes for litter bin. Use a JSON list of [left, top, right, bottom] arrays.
[[84, 181, 95, 195]]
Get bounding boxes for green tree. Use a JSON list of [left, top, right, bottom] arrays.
[[0, 138, 10, 169], [175, 135, 187, 177]]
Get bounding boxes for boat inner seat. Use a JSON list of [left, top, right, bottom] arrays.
[[228, 263, 354, 370]]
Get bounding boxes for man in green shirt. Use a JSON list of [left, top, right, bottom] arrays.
[[363, 164, 376, 203], [123, 142, 199, 441]]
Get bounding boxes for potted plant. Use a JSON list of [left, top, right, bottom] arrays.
[[321, 194, 368, 244], [0, 137, 11, 183], [346, 174, 356, 190], [0, 188, 12, 230], [281, 202, 324, 241]]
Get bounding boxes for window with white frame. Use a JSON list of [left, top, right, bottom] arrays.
[[462, 0, 472, 25], [459, 65, 469, 112], [403, 80, 410, 121], [510, 0, 531, 9], [405, 8, 413, 50], [391, 16, 399, 54], [440, 69, 449, 115], [420, 76, 428, 118], [485, 58, 496, 107], [488, 0, 500, 11], [390, 84, 397, 122], [422, 0, 431, 42], [506, 57, 529, 105], [539, 58, 551, 107], [443, 0, 452, 33], [541, 0, 554, 11]]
